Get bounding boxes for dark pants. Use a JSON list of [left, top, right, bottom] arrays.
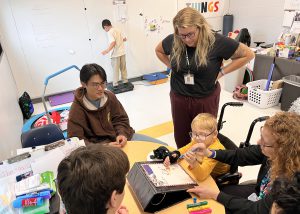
[[170, 82, 221, 148]]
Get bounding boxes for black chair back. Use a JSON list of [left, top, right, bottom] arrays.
[[21, 124, 64, 148], [218, 133, 239, 174]]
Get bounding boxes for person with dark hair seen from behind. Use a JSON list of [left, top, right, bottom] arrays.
[[187, 112, 300, 214], [270, 172, 300, 214], [67, 63, 134, 147], [155, 7, 254, 148], [57, 144, 129, 214]]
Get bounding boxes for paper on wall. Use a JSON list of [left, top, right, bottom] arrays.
[[283, 11, 296, 27]]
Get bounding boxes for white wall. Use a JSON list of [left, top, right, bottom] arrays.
[[0, 0, 228, 98], [0, 0, 32, 98], [229, 0, 285, 46], [0, 0, 289, 98], [0, 52, 23, 160]]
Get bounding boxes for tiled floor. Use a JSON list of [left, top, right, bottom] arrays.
[[33, 78, 280, 182]]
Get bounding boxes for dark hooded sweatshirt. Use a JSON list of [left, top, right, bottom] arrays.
[[67, 87, 134, 144]]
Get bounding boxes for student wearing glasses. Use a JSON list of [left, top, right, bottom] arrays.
[[186, 112, 300, 214], [155, 7, 254, 148], [67, 63, 133, 147], [163, 113, 230, 181], [68, 63, 162, 146]]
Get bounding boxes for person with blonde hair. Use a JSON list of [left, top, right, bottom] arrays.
[[164, 113, 230, 181], [187, 112, 300, 214], [155, 7, 254, 148]]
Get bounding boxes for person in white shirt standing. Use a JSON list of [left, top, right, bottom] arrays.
[[101, 19, 128, 89]]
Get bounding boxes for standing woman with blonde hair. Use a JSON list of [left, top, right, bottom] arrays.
[[155, 7, 254, 148]]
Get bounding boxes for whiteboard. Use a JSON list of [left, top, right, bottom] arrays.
[[10, 0, 92, 97]]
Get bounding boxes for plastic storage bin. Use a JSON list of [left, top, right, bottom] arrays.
[[281, 75, 300, 111], [246, 79, 282, 109]]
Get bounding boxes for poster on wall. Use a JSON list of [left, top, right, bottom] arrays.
[[142, 15, 171, 37], [113, 0, 127, 22], [177, 0, 225, 18]]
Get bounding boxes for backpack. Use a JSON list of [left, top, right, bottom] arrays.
[[19, 92, 34, 119], [235, 28, 251, 47]]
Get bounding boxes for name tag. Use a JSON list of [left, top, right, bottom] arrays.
[[184, 74, 194, 85], [247, 192, 259, 202]]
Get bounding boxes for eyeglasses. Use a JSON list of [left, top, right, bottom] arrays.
[[259, 126, 274, 148], [89, 81, 107, 89], [177, 31, 197, 40], [189, 129, 215, 141]]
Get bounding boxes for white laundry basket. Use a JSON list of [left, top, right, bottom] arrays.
[[246, 79, 282, 109]]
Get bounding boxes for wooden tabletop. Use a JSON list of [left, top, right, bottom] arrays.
[[122, 141, 225, 214]]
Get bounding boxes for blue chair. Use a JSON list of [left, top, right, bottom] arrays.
[[21, 124, 65, 148], [22, 106, 70, 139]]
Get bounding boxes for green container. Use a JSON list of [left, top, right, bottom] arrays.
[[41, 171, 56, 196]]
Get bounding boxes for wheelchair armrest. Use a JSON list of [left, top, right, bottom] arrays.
[[216, 172, 242, 186]]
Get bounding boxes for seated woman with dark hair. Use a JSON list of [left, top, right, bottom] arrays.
[[270, 172, 300, 214], [186, 112, 300, 214]]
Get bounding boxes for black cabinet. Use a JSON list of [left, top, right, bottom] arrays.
[[253, 54, 300, 81]]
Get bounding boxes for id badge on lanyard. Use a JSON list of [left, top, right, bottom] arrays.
[[184, 73, 194, 85], [184, 49, 194, 85]]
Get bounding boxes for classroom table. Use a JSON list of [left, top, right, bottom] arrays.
[[123, 141, 225, 214], [1, 140, 225, 213]]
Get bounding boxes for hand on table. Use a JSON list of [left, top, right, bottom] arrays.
[[107, 135, 127, 148], [163, 151, 180, 168], [187, 184, 220, 200]]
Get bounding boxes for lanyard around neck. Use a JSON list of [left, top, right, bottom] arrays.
[[185, 49, 191, 74]]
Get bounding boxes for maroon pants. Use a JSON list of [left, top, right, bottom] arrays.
[[170, 82, 221, 148]]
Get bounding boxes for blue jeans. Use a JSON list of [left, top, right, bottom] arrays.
[[131, 133, 167, 145]]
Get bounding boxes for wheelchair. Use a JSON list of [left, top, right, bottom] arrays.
[[216, 102, 269, 186]]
